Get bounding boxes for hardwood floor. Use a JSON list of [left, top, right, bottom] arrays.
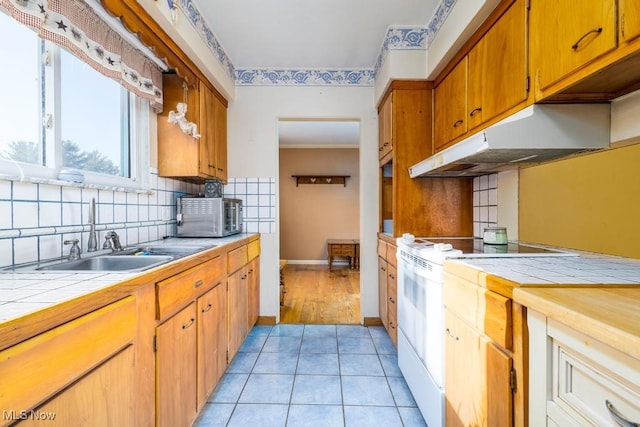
[[279, 264, 360, 324]]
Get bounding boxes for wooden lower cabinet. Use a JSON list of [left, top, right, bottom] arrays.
[[378, 257, 389, 329], [197, 283, 227, 408], [387, 263, 398, 346], [377, 237, 398, 346], [445, 309, 512, 427], [228, 240, 261, 363], [156, 303, 198, 427], [228, 266, 248, 362], [247, 256, 260, 328], [0, 297, 137, 427], [443, 262, 528, 427], [21, 347, 136, 427]]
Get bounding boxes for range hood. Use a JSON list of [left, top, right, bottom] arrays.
[[409, 104, 611, 178]]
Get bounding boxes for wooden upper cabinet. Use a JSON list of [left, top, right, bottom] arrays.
[[378, 93, 393, 162], [199, 83, 228, 181], [467, 0, 527, 131], [199, 83, 218, 178], [620, 0, 640, 44], [434, 58, 467, 152], [213, 93, 228, 181], [158, 74, 228, 183], [530, 0, 616, 92], [377, 81, 473, 238]]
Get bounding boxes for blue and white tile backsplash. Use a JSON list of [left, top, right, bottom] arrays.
[[0, 173, 277, 268], [0, 171, 199, 268], [473, 173, 498, 238], [176, 0, 457, 86], [224, 177, 276, 234]]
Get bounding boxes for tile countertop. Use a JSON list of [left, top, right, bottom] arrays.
[[446, 253, 640, 286], [447, 251, 640, 360], [0, 234, 256, 324]]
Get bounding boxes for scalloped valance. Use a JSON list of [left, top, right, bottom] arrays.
[[0, 0, 164, 112]]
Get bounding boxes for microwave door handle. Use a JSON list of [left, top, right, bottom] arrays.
[[176, 200, 183, 225]]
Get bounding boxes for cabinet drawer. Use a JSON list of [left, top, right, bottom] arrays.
[[228, 245, 248, 274], [444, 272, 479, 327], [548, 319, 640, 426], [444, 272, 512, 349], [0, 297, 135, 416], [482, 289, 512, 350], [377, 240, 387, 258], [247, 239, 260, 261], [157, 256, 223, 321], [332, 244, 355, 256]]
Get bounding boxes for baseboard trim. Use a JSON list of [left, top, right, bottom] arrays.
[[363, 317, 383, 327], [284, 259, 349, 265], [256, 316, 276, 326]]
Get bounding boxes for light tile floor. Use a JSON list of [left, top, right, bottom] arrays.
[[194, 324, 427, 427]]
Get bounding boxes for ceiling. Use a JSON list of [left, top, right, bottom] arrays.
[[192, 0, 439, 70], [190, 1, 440, 147]]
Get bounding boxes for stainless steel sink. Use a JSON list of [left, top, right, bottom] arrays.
[[116, 245, 208, 257], [36, 255, 174, 272]]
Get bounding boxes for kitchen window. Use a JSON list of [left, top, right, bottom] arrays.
[[0, 9, 149, 187]]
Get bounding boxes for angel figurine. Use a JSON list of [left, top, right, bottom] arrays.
[[168, 102, 200, 138]]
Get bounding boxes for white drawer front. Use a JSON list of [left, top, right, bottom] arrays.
[[549, 319, 640, 426]]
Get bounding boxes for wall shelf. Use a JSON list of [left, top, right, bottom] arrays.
[[292, 175, 350, 187]]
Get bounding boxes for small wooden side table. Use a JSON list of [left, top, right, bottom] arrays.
[[327, 239, 360, 271]]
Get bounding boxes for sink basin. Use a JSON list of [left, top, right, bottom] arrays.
[[116, 245, 208, 257], [36, 255, 174, 272]]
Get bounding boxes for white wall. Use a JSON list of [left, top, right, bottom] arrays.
[[138, 0, 235, 100], [426, 0, 501, 78], [227, 85, 379, 323], [611, 89, 640, 144]]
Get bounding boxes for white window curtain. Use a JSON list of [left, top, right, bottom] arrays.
[[1, 0, 164, 112]]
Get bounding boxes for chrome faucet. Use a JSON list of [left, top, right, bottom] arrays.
[[87, 197, 97, 252], [64, 239, 81, 260], [103, 231, 123, 252]]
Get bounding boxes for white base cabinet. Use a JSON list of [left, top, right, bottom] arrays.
[[528, 309, 640, 426]]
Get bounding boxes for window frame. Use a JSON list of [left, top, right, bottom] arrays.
[[0, 31, 149, 191]]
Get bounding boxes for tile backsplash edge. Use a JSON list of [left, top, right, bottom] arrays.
[[473, 173, 499, 238], [0, 171, 198, 268], [0, 174, 278, 268]]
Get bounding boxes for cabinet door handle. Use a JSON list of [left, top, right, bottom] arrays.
[[241, 274, 247, 280], [379, 146, 384, 152], [383, 142, 390, 147], [571, 27, 603, 51], [606, 400, 639, 427], [445, 328, 459, 341], [201, 303, 212, 313], [389, 274, 395, 280], [217, 167, 224, 172], [469, 107, 482, 117], [389, 297, 395, 303], [182, 318, 195, 330], [209, 164, 216, 169], [381, 266, 386, 272], [194, 279, 203, 288], [453, 119, 464, 128]]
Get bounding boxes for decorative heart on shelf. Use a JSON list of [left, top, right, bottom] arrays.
[[310, 178, 316, 183], [326, 178, 332, 183]]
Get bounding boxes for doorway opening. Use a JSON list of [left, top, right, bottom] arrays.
[[278, 119, 360, 324]]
